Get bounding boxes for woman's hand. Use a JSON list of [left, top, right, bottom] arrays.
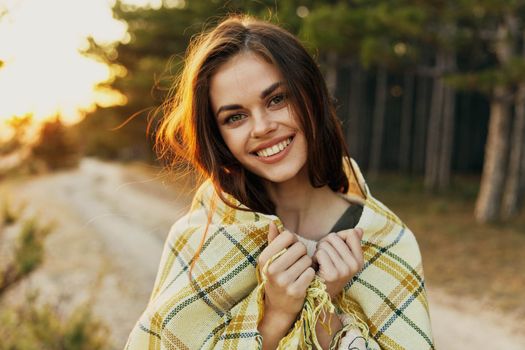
[[257, 222, 315, 349], [313, 228, 364, 299], [257, 222, 316, 318]]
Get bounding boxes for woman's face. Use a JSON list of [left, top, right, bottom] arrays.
[[209, 52, 308, 185]]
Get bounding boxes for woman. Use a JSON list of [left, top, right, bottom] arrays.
[[126, 15, 434, 350]]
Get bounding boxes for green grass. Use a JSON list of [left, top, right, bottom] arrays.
[[1, 197, 26, 226], [369, 174, 525, 320], [0, 297, 110, 350]]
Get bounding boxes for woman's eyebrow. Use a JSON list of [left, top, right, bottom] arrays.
[[260, 81, 282, 99], [215, 81, 283, 117], [216, 104, 243, 116]]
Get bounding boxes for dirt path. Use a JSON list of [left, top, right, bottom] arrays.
[[2, 159, 191, 347], [427, 289, 525, 349], [2, 158, 524, 349]]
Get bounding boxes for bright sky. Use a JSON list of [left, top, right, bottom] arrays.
[[0, 0, 162, 136]]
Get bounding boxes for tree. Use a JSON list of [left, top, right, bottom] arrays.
[[32, 117, 80, 170], [448, 1, 525, 222], [302, 1, 425, 173], [301, 3, 367, 163], [85, 0, 524, 222], [83, 0, 302, 162], [0, 114, 32, 155]]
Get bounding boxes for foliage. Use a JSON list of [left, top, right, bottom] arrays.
[[0, 197, 111, 349], [79, 0, 525, 220], [0, 297, 110, 350], [31, 117, 81, 171], [0, 114, 32, 155], [15, 219, 52, 275], [81, 0, 313, 162], [0, 212, 51, 294], [1, 197, 25, 226]]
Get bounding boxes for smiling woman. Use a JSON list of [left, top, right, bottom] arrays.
[[0, 0, 127, 127], [126, 15, 434, 350], [210, 53, 308, 186]]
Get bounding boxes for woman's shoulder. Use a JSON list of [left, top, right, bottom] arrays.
[[342, 159, 422, 254], [190, 179, 215, 208], [343, 157, 369, 202]]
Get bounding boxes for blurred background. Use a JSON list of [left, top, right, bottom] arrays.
[[1, 0, 524, 349]]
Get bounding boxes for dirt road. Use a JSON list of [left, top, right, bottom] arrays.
[[2, 159, 524, 349]]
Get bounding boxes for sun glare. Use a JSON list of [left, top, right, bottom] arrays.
[[0, 0, 130, 131]]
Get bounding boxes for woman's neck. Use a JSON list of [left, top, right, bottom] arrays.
[[265, 171, 350, 240]]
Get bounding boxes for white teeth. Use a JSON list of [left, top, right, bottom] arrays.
[[256, 137, 292, 157]]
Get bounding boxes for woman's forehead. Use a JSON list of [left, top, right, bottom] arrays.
[[209, 53, 283, 107]]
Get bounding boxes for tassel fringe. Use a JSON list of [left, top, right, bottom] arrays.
[[258, 246, 369, 349]]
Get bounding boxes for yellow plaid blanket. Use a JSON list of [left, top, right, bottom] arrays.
[[125, 159, 434, 349]]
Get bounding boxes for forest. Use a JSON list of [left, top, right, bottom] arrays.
[[1, 1, 525, 348], [74, 0, 525, 223]]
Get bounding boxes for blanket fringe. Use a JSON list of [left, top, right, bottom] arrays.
[[258, 248, 369, 349], [331, 290, 370, 348]]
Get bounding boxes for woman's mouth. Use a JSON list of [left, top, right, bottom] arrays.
[[255, 137, 293, 158]]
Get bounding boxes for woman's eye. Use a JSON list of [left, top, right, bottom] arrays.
[[269, 93, 286, 106], [225, 114, 245, 125]]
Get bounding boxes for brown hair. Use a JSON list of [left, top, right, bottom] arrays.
[[156, 15, 350, 214]]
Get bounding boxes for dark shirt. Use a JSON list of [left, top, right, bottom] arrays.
[[329, 204, 363, 232]]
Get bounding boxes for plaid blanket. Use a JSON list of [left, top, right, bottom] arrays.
[[125, 159, 434, 349]]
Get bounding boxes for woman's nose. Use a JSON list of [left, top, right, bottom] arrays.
[[250, 113, 277, 138]]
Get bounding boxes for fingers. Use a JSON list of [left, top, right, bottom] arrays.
[[321, 233, 355, 269], [314, 249, 336, 278], [317, 239, 347, 273], [356, 227, 364, 239], [276, 254, 312, 286], [259, 229, 297, 267], [315, 229, 364, 286], [268, 242, 308, 274], [337, 228, 364, 269], [267, 221, 280, 243], [289, 267, 315, 298], [264, 242, 313, 301]]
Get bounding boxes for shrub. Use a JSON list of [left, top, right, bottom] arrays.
[[0, 197, 111, 349], [0, 296, 110, 350], [31, 117, 81, 171]]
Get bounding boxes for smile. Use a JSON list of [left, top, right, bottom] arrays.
[[255, 137, 293, 157]]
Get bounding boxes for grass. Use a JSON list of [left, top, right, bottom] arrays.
[[369, 174, 525, 320], [1, 197, 26, 226]]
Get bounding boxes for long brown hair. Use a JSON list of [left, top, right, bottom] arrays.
[[156, 15, 350, 214]]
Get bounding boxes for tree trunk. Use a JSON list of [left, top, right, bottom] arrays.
[[413, 74, 429, 174], [475, 86, 512, 222], [518, 132, 525, 208], [347, 62, 365, 162], [475, 21, 515, 222], [501, 85, 525, 218], [325, 51, 338, 97], [399, 72, 415, 172], [369, 66, 388, 176], [425, 52, 445, 191], [437, 52, 456, 189], [518, 33, 525, 210], [425, 50, 456, 191]]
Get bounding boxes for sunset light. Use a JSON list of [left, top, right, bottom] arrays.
[[0, 0, 139, 131]]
